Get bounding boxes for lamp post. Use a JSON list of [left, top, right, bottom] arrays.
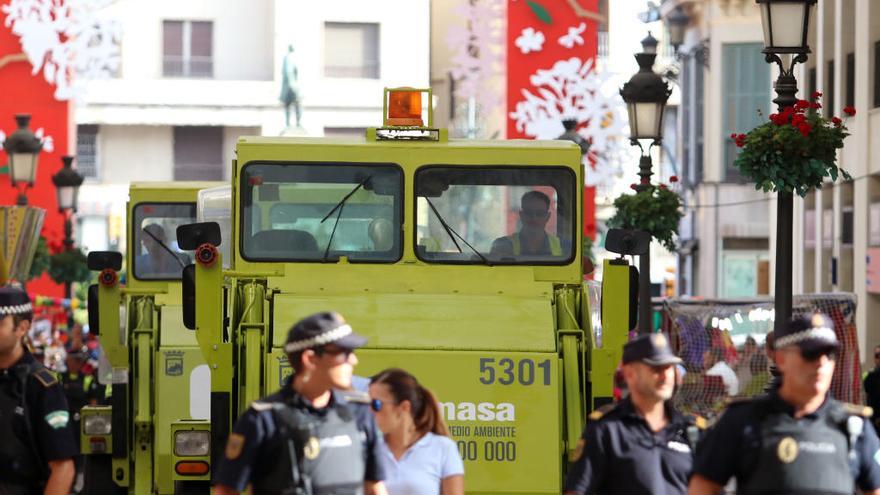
[[756, 0, 816, 334], [2, 114, 43, 206], [666, 7, 689, 54], [52, 155, 84, 301], [620, 32, 672, 334]]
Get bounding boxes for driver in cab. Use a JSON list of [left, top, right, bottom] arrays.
[[490, 191, 563, 258]]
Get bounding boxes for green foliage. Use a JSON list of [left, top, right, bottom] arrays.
[[732, 99, 853, 197], [607, 186, 683, 252], [526, 0, 553, 24], [27, 235, 50, 281], [48, 247, 91, 285]]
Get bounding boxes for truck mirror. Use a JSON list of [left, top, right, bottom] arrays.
[[88, 284, 99, 336], [605, 228, 650, 256], [87, 251, 122, 272], [177, 222, 222, 250], [182, 264, 196, 330]]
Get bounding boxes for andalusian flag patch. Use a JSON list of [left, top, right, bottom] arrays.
[[44, 410, 69, 429]]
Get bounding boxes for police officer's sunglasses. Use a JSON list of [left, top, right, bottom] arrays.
[[314, 345, 355, 362], [800, 347, 837, 361], [520, 209, 549, 218]]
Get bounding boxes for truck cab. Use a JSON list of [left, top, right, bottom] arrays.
[[83, 182, 224, 495]]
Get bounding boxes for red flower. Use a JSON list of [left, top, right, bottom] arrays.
[[810, 102, 822, 109], [844, 106, 856, 116], [795, 100, 810, 110], [769, 113, 786, 126], [730, 133, 737, 139], [630, 183, 638, 190], [811, 91, 823, 99], [734, 134, 747, 147], [798, 123, 812, 137], [669, 175, 679, 183], [831, 117, 842, 126], [659, 184, 668, 190], [791, 114, 806, 126]]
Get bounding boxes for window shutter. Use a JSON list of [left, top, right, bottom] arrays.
[[76, 125, 99, 179], [324, 23, 380, 79], [190, 21, 213, 77], [163, 21, 184, 76], [173, 126, 224, 180], [723, 43, 769, 182]]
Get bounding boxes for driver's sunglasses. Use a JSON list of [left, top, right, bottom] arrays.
[[521, 209, 549, 218], [800, 347, 837, 362], [314, 346, 354, 362]]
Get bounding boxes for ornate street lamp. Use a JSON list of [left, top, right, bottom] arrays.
[[52, 155, 84, 215], [756, 0, 816, 335], [619, 33, 672, 334], [666, 7, 689, 53], [3, 114, 43, 206]]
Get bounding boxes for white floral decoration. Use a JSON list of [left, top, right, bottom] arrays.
[[445, 0, 505, 124], [558, 23, 587, 49], [509, 57, 629, 193], [2, 0, 121, 101], [35, 128, 54, 153], [515, 27, 545, 54]]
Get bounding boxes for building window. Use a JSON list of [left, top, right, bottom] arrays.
[[722, 43, 770, 182], [846, 52, 855, 108], [163, 20, 213, 78], [173, 126, 223, 180], [874, 41, 880, 108], [324, 22, 380, 79], [75, 125, 99, 179]]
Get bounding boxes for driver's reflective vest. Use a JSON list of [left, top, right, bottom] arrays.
[[509, 233, 562, 256]]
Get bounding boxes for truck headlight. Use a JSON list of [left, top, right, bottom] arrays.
[[83, 414, 112, 435], [175, 430, 210, 456]]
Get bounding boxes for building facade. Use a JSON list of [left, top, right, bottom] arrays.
[[662, 0, 774, 300], [74, 0, 430, 252]]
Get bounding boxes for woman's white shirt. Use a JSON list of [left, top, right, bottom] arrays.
[[382, 432, 464, 495]]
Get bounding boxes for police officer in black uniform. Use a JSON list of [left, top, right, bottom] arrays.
[[0, 287, 77, 495], [213, 311, 389, 495], [690, 313, 880, 495], [564, 333, 704, 495]]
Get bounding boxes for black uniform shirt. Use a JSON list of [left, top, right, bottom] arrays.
[[213, 380, 388, 491], [564, 397, 698, 495], [1, 351, 78, 463], [693, 391, 880, 491]]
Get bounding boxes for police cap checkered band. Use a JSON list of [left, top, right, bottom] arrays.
[[0, 286, 32, 316], [775, 313, 839, 350], [284, 311, 367, 354]]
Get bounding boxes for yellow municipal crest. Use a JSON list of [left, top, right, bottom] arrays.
[[777, 436, 798, 463]]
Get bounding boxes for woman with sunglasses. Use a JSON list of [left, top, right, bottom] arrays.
[[369, 368, 464, 495]]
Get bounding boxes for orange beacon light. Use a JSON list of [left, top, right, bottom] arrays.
[[383, 87, 432, 127]]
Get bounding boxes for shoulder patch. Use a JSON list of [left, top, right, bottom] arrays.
[[842, 402, 873, 418], [32, 368, 58, 387], [225, 433, 245, 460], [44, 410, 69, 429], [588, 403, 616, 421]]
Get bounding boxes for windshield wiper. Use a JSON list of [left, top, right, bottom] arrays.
[[143, 227, 187, 269], [424, 198, 491, 266], [320, 175, 372, 261]]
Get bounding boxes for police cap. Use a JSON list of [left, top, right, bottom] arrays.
[[0, 286, 32, 316], [774, 312, 839, 355], [622, 333, 682, 366], [284, 311, 367, 354]]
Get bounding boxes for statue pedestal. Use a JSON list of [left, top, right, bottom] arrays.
[[280, 126, 308, 137]]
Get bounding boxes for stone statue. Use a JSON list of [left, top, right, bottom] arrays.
[[280, 45, 302, 129]]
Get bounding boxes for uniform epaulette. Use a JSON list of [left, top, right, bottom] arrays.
[[339, 390, 371, 405], [841, 402, 873, 418], [32, 368, 58, 387], [588, 403, 616, 421], [724, 396, 754, 408], [251, 401, 275, 412]]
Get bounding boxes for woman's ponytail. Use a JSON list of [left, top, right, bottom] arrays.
[[371, 368, 451, 437]]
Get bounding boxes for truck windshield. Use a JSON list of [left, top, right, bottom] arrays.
[[132, 203, 197, 280], [415, 166, 576, 264], [240, 162, 403, 262]]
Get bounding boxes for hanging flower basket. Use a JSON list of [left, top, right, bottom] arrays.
[[607, 180, 683, 252], [732, 93, 854, 197], [48, 247, 91, 286]]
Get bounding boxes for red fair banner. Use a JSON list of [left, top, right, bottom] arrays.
[[506, 0, 602, 240]]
